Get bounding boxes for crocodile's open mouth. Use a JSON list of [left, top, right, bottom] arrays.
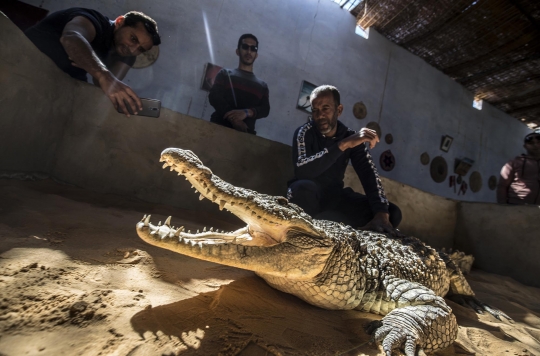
[[136, 148, 321, 249]]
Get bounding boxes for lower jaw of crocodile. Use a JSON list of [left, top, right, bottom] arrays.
[[136, 215, 332, 279]]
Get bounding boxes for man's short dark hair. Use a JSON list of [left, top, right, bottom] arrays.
[[123, 11, 161, 46], [310, 85, 340, 107], [237, 34, 259, 49]]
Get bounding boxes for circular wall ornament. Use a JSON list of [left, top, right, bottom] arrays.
[[380, 150, 395, 171], [365, 121, 382, 139], [488, 175, 497, 190], [430, 156, 448, 183], [420, 152, 430, 165], [133, 46, 160, 69], [469, 171, 482, 193], [353, 102, 367, 119], [385, 133, 394, 144]]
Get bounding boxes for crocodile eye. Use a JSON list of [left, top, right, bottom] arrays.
[[275, 197, 289, 206]]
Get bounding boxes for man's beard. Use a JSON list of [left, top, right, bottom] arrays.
[[315, 115, 337, 135], [240, 55, 254, 66]]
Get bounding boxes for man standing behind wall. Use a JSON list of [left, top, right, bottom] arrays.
[[24, 7, 160, 116], [287, 85, 402, 236], [209, 34, 270, 135], [497, 129, 540, 205]]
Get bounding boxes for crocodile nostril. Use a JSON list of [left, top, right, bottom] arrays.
[[276, 197, 289, 205]]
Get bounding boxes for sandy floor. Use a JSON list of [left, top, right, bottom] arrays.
[[0, 179, 539, 356]]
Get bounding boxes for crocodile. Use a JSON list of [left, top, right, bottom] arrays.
[[136, 148, 510, 356]]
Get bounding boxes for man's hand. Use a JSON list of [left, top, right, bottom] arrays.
[[224, 109, 250, 132], [360, 212, 403, 237], [96, 72, 142, 117], [224, 109, 249, 122], [338, 128, 379, 151]]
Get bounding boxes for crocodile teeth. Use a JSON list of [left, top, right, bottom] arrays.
[[174, 226, 185, 236], [162, 163, 169, 169], [164, 216, 172, 226], [199, 194, 204, 201], [209, 227, 213, 232], [203, 227, 206, 232], [219, 200, 226, 211], [157, 221, 162, 226], [143, 215, 151, 226]]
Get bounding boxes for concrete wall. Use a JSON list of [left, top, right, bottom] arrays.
[[0, 10, 73, 175], [454, 202, 540, 288], [19, 0, 532, 204]]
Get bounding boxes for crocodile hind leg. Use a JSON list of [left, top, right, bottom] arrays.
[[447, 269, 513, 321], [365, 277, 458, 356]]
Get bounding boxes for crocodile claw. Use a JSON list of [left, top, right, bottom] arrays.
[[448, 294, 513, 321], [367, 304, 456, 356]]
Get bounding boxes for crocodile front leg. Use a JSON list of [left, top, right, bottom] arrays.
[[367, 276, 458, 355]]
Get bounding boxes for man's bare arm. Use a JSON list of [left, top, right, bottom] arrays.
[[92, 60, 131, 86], [60, 16, 142, 116], [106, 60, 131, 81]]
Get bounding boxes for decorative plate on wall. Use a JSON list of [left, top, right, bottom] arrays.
[[353, 102, 367, 119], [420, 152, 430, 165], [380, 150, 395, 171], [430, 156, 448, 183], [469, 171, 482, 193], [488, 175, 497, 190], [133, 46, 160, 68]]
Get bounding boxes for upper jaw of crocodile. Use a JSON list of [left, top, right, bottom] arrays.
[[155, 148, 324, 247]]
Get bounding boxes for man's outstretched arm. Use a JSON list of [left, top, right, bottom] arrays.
[[60, 16, 142, 116]]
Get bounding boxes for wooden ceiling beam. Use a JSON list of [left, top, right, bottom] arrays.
[[506, 102, 540, 115]]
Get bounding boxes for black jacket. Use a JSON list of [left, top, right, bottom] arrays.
[[290, 120, 389, 213]]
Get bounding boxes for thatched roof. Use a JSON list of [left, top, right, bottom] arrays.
[[342, 0, 540, 128]]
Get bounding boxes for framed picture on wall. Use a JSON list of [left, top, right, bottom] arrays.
[[200, 62, 223, 91], [296, 80, 317, 113], [440, 135, 453, 152]]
